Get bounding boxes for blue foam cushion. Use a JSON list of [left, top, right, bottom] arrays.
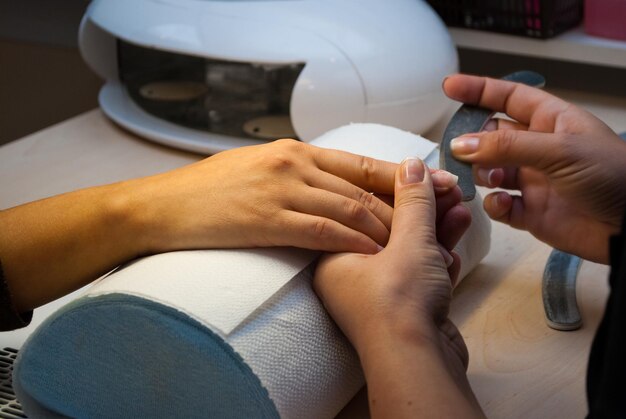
[[14, 294, 279, 418]]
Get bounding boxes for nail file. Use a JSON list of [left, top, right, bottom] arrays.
[[439, 71, 545, 201], [542, 249, 583, 331]]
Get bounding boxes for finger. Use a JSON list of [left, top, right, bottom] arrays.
[[435, 186, 463, 224], [374, 169, 458, 210], [443, 74, 570, 127], [289, 187, 390, 246], [312, 147, 398, 195], [386, 158, 437, 253], [474, 166, 505, 188], [277, 211, 381, 254], [305, 170, 393, 229], [472, 115, 533, 190], [483, 192, 526, 230], [450, 129, 570, 172], [437, 204, 472, 251], [431, 169, 460, 194]]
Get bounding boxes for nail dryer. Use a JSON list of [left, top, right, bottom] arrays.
[[79, 0, 458, 154]]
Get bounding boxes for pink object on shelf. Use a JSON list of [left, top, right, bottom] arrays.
[[585, 0, 626, 41]]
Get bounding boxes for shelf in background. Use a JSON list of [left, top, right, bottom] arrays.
[[449, 26, 626, 69]]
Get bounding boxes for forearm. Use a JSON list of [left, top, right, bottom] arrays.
[[358, 323, 484, 419], [0, 180, 147, 312]]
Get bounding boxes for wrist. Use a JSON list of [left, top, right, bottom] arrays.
[[101, 179, 159, 258], [354, 313, 442, 367], [356, 317, 482, 418]]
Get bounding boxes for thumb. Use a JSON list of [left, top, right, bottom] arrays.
[[450, 129, 569, 171], [386, 158, 437, 253]]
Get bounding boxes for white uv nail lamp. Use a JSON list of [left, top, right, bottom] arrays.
[[79, 0, 458, 154]]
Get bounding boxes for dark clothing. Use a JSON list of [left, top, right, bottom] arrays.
[[0, 259, 32, 331], [587, 209, 626, 418]]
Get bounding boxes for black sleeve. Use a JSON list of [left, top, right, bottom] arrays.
[[587, 210, 626, 418], [0, 259, 33, 331]]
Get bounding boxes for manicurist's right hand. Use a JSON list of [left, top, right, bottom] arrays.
[[443, 74, 626, 263]]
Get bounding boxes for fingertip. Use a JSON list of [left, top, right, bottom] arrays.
[[452, 204, 472, 231], [441, 74, 483, 104], [484, 192, 513, 221], [431, 170, 459, 191], [435, 186, 463, 223], [437, 204, 472, 250], [441, 74, 454, 94], [356, 237, 384, 255], [450, 136, 480, 158]]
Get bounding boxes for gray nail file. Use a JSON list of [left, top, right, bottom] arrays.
[[439, 71, 546, 201], [542, 249, 583, 331]]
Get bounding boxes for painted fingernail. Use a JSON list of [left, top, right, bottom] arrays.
[[431, 170, 459, 189], [450, 137, 480, 155], [477, 168, 495, 186], [376, 245, 385, 253], [400, 157, 425, 184]]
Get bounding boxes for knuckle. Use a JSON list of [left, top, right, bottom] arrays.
[[493, 129, 517, 157], [357, 190, 377, 210], [358, 155, 378, 184], [345, 199, 368, 222], [311, 218, 333, 240], [274, 138, 297, 147], [274, 138, 305, 154], [262, 152, 295, 172], [395, 190, 433, 212]]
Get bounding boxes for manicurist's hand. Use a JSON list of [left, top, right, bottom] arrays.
[[444, 74, 626, 263], [314, 158, 483, 418]]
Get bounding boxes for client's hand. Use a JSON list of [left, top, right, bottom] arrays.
[[444, 74, 626, 263], [1, 139, 460, 313], [130, 139, 405, 255], [314, 158, 482, 418]]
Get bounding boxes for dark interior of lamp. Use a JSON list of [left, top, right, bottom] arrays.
[[118, 40, 304, 140]]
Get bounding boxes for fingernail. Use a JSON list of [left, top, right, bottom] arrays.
[[450, 137, 480, 155], [376, 245, 385, 253], [477, 168, 495, 186], [443, 251, 454, 267], [482, 119, 498, 132], [441, 76, 450, 91], [494, 192, 506, 208], [438, 245, 454, 267], [400, 157, 425, 184], [431, 170, 458, 189]]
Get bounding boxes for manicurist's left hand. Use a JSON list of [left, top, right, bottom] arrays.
[[313, 157, 484, 418]]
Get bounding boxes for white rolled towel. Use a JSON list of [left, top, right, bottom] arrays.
[[14, 124, 490, 419]]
